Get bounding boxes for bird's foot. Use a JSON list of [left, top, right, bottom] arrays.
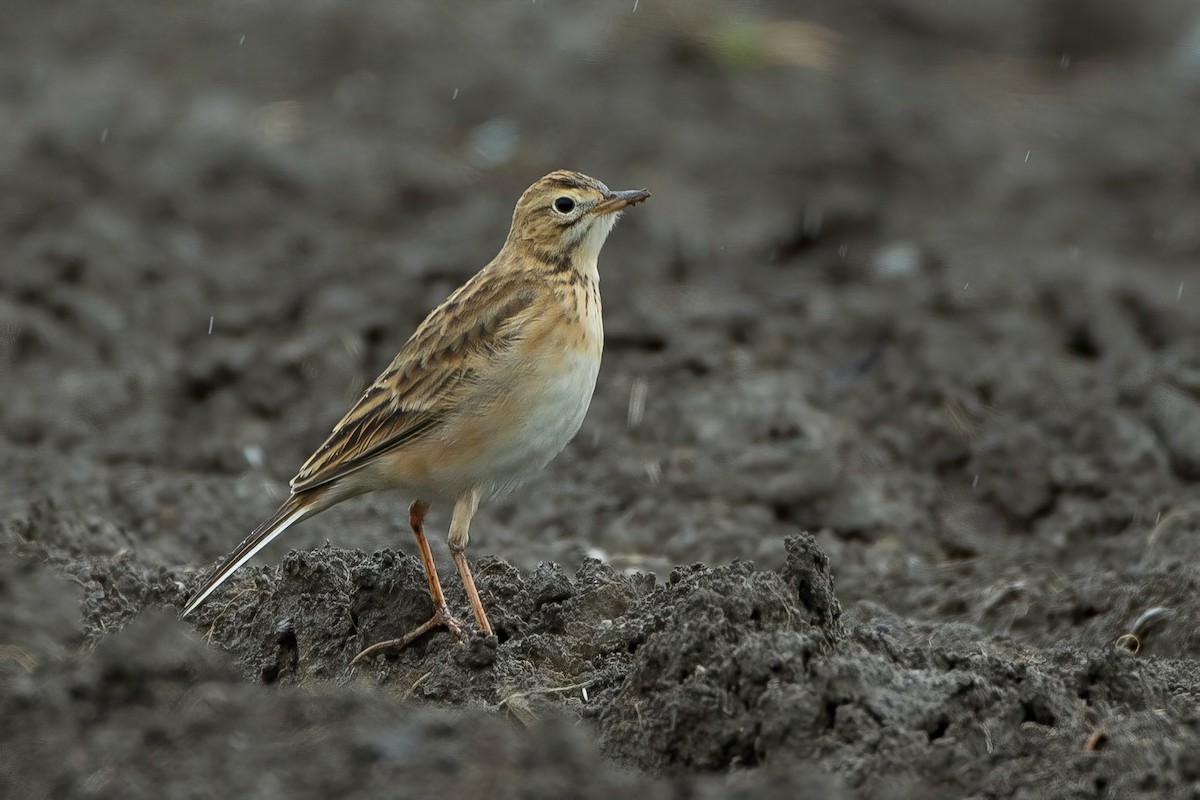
[[350, 602, 465, 665]]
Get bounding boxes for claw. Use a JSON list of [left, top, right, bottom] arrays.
[[351, 602, 464, 665]]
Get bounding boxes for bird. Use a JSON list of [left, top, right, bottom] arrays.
[[181, 170, 650, 661]]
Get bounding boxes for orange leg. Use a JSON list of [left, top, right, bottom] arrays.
[[446, 487, 494, 637], [451, 544, 494, 637], [352, 500, 463, 664]]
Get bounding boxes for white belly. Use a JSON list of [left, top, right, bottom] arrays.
[[524, 351, 601, 460], [480, 350, 600, 498]]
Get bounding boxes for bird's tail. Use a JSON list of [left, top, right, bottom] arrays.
[[180, 489, 325, 618]]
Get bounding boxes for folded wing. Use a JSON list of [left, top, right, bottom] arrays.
[[290, 270, 540, 493]]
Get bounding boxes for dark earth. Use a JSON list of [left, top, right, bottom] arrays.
[[5, 1, 1200, 797]]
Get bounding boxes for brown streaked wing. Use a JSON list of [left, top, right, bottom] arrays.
[[289, 269, 540, 493]]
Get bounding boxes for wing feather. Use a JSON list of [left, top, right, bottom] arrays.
[[290, 270, 539, 493]]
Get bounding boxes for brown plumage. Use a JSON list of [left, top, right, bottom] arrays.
[[181, 170, 649, 660]]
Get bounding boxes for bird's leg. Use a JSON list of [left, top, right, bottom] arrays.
[[449, 487, 494, 637], [352, 500, 463, 664], [406, 499, 457, 627]]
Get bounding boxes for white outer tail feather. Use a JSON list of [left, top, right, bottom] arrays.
[[180, 505, 310, 618]]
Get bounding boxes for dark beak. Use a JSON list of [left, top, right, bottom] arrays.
[[592, 188, 651, 215]]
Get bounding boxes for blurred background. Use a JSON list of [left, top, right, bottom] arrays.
[[4, 0, 1200, 653], [8, 1, 1200, 797]]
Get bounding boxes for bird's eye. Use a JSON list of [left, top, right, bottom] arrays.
[[553, 196, 576, 214]]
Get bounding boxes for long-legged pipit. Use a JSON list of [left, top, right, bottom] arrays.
[[181, 170, 649, 660]]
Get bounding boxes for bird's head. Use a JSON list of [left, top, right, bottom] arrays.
[[504, 170, 650, 277]]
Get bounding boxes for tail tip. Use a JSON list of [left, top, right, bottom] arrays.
[[179, 593, 202, 620]]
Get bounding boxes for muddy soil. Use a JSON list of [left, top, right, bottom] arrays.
[[5, 1, 1200, 797]]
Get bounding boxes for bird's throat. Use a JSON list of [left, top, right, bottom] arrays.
[[570, 214, 619, 282]]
